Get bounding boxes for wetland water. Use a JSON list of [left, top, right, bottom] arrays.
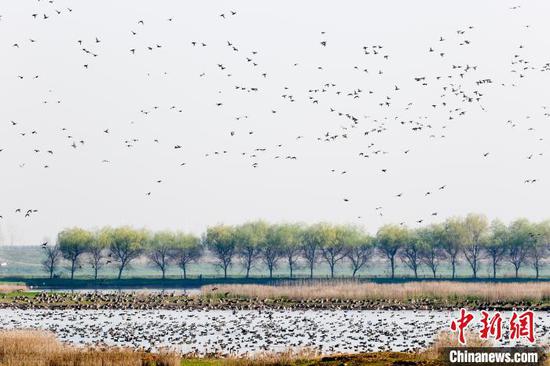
[[0, 309, 547, 355]]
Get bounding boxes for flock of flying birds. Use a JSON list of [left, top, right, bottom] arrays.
[[1, 1, 549, 231]]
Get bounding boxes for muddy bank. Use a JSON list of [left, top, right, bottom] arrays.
[[0, 292, 547, 311]]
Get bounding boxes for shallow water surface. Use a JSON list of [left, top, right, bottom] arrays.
[[0, 309, 547, 355]]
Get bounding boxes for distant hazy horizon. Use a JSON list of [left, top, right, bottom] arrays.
[[1, 0, 550, 245]]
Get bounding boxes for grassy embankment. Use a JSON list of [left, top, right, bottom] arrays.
[[0, 330, 508, 366]]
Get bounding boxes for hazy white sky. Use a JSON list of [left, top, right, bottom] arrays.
[[1, 0, 550, 245]]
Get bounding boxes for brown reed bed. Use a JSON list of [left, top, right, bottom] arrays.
[[0, 330, 180, 366], [202, 280, 550, 303], [218, 348, 319, 366], [0, 330, 445, 366], [1, 330, 547, 366], [0, 284, 27, 293]]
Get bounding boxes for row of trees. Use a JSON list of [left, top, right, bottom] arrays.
[[44, 227, 200, 279], [42, 214, 550, 279]]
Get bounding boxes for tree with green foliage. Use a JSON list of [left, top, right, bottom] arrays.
[[531, 221, 550, 279], [376, 224, 408, 278], [345, 228, 374, 277], [301, 224, 324, 279], [320, 224, 355, 278], [148, 231, 175, 279], [109, 227, 148, 279], [262, 225, 286, 278], [442, 218, 465, 278], [462, 213, 489, 278], [276, 223, 303, 278], [418, 224, 446, 278], [399, 228, 421, 278], [235, 221, 268, 278], [170, 232, 202, 279], [484, 220, 508, 279], [507, 219, 532, 278], [88, 227, 111, 280], [58, 228, 94, 279], [204, 224, 236, 278]]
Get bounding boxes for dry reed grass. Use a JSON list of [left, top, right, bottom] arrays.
[[0, 330, 180, 366], [2, 330, 545, 366], [221, 348, 319, 366], [0, 284, 28, 293], [202, 281, 550, 302]]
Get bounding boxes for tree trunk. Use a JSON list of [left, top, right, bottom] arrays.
[[515, 267, 519, 278], [309, 263, 313, 279], [224, 265, 228, 279], [451, 259, 456, 279], [535, 265, 539, 279], [432, 268, 436, 278], [94, 266, 98, 280], [352, 267, 358, 277], [414, 267, 418, 278], [161, 267, 166, 280], [493, 259, 497, 279], [118, 266, 123, 280], [183, 265, 187, 280], [269, 267, 273, 279], [71, 260, 76, 280], [289, 262, 293, 278], [390, 257, 395, 279], [330, 264, 334, 278]]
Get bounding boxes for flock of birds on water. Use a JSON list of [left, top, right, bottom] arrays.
[[1, 1, 549, 231], [0, 305, 548, 355]]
